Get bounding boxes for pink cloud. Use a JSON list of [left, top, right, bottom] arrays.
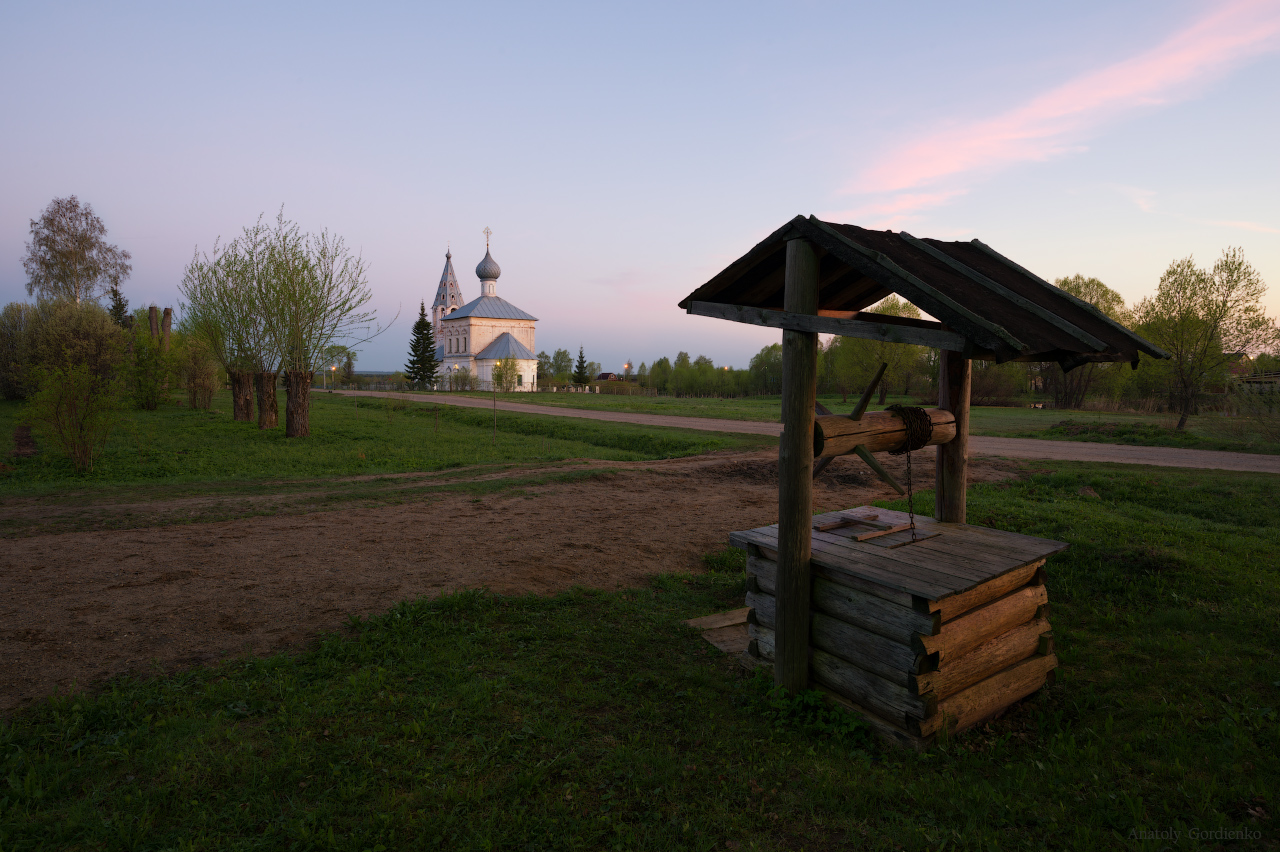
[[851, 0, 1280, 200]]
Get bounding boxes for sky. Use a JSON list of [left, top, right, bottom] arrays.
[[2, 0, 1278, 371]]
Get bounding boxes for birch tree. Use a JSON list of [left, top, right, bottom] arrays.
[[23, 196, 132, 305]]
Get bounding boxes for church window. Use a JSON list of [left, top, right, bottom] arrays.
[[517, 373, 523, 386]]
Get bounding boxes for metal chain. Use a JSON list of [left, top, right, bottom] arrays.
[[886, 405, 934, 542]]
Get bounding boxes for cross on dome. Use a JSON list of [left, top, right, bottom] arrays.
[[475, 228, 501, 294]]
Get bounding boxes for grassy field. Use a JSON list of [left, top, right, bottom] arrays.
[[440, 391, 1280, 454], [0, 393, 774, 493], [3, 462, 1276, 849], [0, 393, 775, 537]]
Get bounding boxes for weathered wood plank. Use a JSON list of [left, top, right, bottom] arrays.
[[933, 561, 1045, 623], [687, 300, 968, 351], [739, 652, 932, 750], [748, 551, 918, 610], [747, 622, 775, 661], [817, 682, 934, 751], [745, 591, 776, 629], [736, 511, 1066, 602], [811, 647, 936, 723], [811, 612, 926, 686], [811, 577, 940, 643], [748, 599, 930, 687], [914, 653, 1057, 737], [774, 237, 820, 693], [746, 532, 1017, 603], [912, 617, 1051, 700], [685, 608, 751, 631], [915, 585, 1049, 662], [869, 507, 1068, 556], [743, 527, 962, 600], [811, 530, 999, 588]]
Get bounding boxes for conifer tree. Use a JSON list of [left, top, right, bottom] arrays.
[[404, 301, 439, 389], [573, 346, 590, 384], [107, 285, 131, 328]]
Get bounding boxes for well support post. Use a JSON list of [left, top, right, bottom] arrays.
[[935, 349, 971, 523], [776, 238, 819, 693]]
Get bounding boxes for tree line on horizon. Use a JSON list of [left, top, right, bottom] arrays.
[[540, 265, 1277, 432]]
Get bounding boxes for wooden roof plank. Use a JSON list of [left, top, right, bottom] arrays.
[[899, 233, 1108, 353], [802, 218, 1027, 356], [965, 238, 1169, 360]]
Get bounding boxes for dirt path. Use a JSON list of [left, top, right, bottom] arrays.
[[333, 390, 1280, 474], [0, 451, 1022, 713]]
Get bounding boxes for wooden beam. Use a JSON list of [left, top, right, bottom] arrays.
[[814, 408, 956, 457], [935, 350, 971, 523], [775, 238, 820, 694], [687, 301, 968, 351]]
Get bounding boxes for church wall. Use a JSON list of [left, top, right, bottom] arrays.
[[439, 317, 535, 360]]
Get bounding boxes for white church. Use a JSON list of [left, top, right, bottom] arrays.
[[432, 233, 539, 391]]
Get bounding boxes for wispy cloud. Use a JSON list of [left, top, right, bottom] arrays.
[[1117, 186, 1158, 213], [1201, 218, 1280, 234], [822, 190, 968, 231], [845, 0, 1280, 221]]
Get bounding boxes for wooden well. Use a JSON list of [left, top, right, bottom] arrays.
[[733, 507, 1064, 749], [679, 216, 1165, 746]]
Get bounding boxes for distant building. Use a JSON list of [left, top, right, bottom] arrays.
[[430, 235, 539, 390]]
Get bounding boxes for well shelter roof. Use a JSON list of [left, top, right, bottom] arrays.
[[679, 215, 1165, 370]]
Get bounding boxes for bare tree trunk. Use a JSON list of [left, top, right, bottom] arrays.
[[877, 383, 888, 405], [148, 305, 160, 341], [160, 308, 172, 353], [1176, 402, 1191, 431], [285, 370, 313, 437], [229, 370, 254, 422], [255, 372, 279, 429]]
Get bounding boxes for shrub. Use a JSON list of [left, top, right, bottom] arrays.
[[24, 365, 124, 472], [26, 300, 127, 381], [0, 302, 36, 399], [180, 336, 219, 410], [449, 367, 477, 391], [130, 328, 174, 410], [0, 300, 127, 401]]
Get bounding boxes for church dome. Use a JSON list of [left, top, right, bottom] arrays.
[[475, 249, 501, 281]]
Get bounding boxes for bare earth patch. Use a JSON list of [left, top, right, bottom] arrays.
[[0, 451, 1021, 713]]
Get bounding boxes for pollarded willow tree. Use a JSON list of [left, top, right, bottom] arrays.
[[179, 218, 282, 426], [262, 218, 388, 437], [181, 211, 388, 434], [179, 239, 258, 422]]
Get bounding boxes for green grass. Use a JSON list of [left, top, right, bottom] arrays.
[[3, 462, 1276, 849], [0, 392, 774, 493], [968, 407, 1280, 454]]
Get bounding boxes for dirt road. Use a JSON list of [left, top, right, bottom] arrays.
[[332, 390, 1280, 474], [0, 452, 1021, 713]]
